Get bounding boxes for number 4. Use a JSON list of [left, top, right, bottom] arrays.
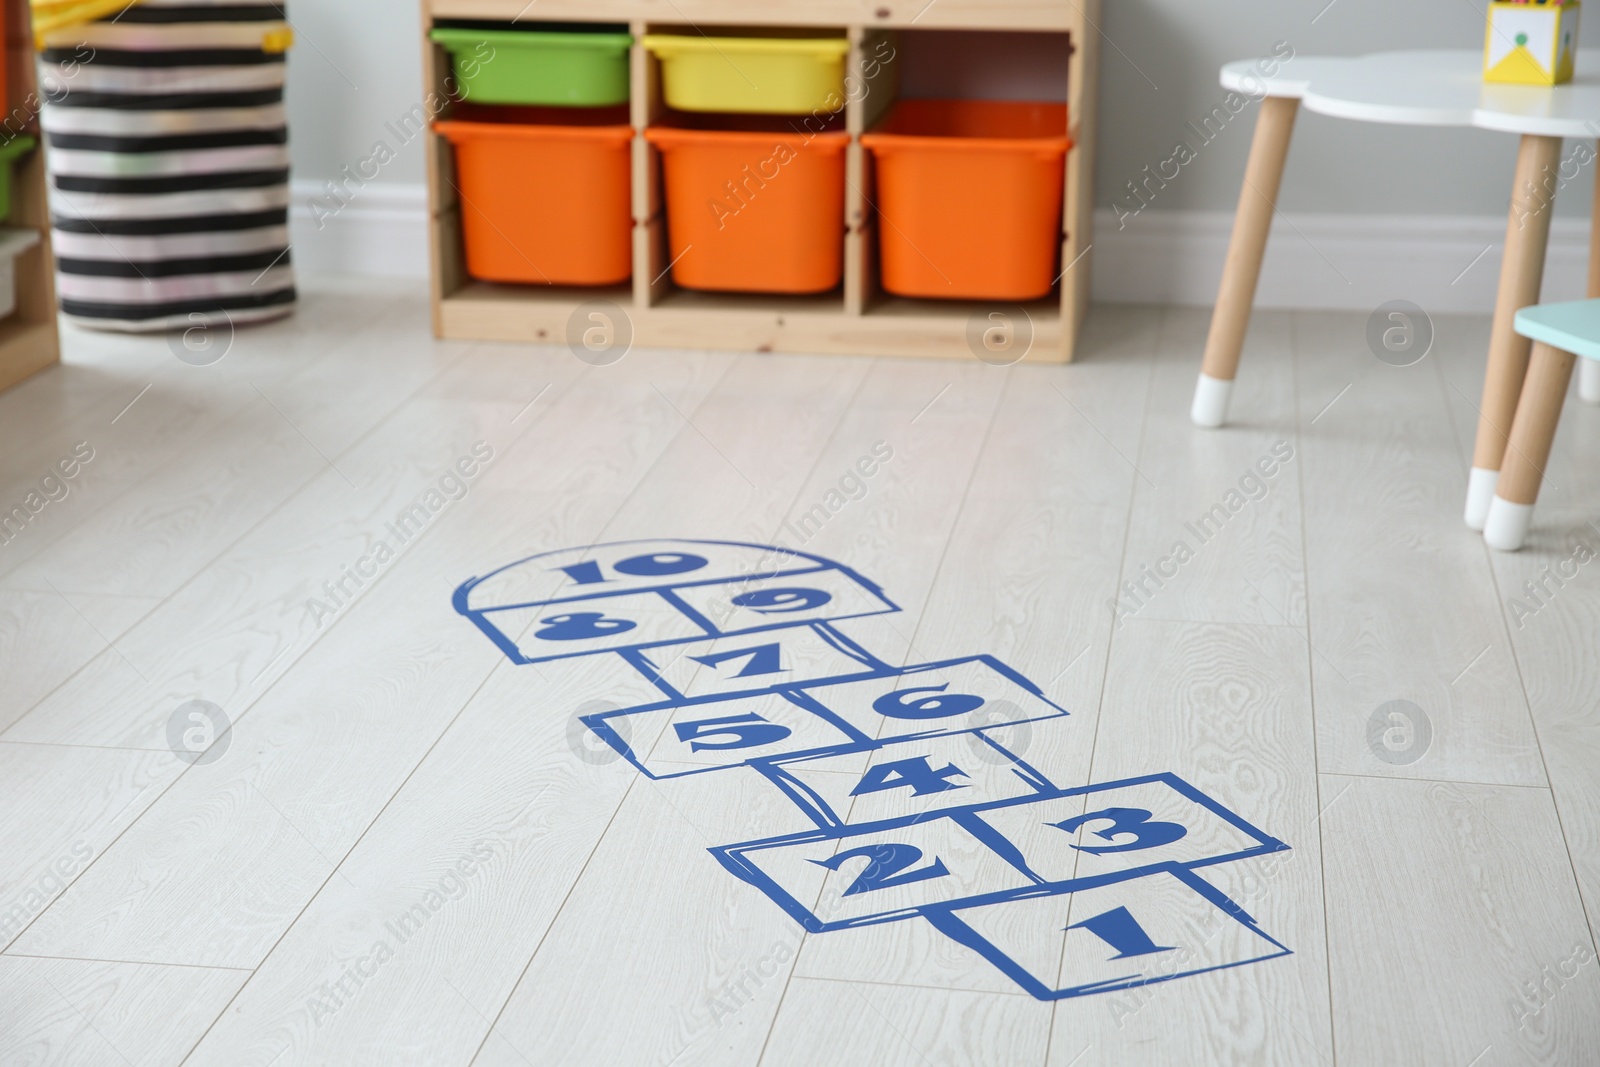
[[850, 756, 970, 798]]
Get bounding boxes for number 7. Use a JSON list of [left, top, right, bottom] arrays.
[[689, 643, 783, 678]]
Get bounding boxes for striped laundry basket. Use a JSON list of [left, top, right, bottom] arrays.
[[38, 0, 295, 332]]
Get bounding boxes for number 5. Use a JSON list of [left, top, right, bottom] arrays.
[[674, 713, 791, 752]]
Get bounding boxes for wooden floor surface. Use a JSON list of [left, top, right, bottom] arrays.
[[0, 282, 1597, 1065]]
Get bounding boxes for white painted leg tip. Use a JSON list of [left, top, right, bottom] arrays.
[[1484, 497, 1535, 552], [1580, 361, 1600, 404], [1191, 374, 1233, 428], [1464, 467, 1499, 531]]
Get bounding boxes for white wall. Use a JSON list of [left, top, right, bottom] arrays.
[[283, 0, 430, 276], [1097, 0, 1595, 220], [1091, 0, 1600, 308], [283, 0, 1600, 308]]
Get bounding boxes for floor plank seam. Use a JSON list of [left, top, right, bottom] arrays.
[[6, 340, 602, 1046], [0, 950, 254, 973], [1444, 347, 1600, 957], [783, 356, 1013, 1067], [1293, 309, 1343, 1067], [1318, 769, 1557, 791], [790, 972, 1033, 998], [458, 353, 755, 1066], [174, 354, 713, 1066], [729, 359, 882, 1067], [1042, 307, 1164, 1067], [0, 739, 174, 754], [0, 291, 446, 599]]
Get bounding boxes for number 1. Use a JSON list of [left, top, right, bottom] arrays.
[[1067, 906, 1175, 960], [555, 561, 606, 586]]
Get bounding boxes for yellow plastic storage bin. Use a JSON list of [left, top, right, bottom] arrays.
[[643, 35, 850, 114]]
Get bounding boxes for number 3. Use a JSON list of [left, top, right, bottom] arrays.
[[1051, 807, 1187, 855]]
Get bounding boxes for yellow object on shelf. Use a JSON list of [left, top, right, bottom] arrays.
[[30, 0, 138, 38], [643, 35, 850, 115], [1484, 1, 1581, 86]]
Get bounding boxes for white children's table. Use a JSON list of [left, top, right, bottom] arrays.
[[1191, 49, 1600, 529]]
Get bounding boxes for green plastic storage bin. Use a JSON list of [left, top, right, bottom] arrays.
[[0, 136, 35, 218], [430, 28, 632, 107]]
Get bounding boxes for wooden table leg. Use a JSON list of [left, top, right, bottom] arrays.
[[1192, 95, 1300, 428], [1484, 341, 1577, 551], [1466, 133, 1563, 529]]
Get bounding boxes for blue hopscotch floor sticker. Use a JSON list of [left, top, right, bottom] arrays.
[[454, 539, 1292, 1001]]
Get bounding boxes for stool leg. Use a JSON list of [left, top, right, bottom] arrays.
[[1585, 143, 1600, 406], [1193, 95, 1300, 428], [1468, 133, 1563, 529], [1580, 360, 1600, 404], [1589, 139, 1600, 303], [1484, 341, 1576, 551]]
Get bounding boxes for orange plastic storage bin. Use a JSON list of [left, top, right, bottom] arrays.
[[434, 105, 634, 287], [861, 100, 1072, 302], [645, 116, 849, 295]]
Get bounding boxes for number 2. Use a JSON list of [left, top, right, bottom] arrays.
[[812, 843, 950, 896]]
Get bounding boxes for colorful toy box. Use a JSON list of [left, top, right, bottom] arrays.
[[1484, 1, 1581, 86]]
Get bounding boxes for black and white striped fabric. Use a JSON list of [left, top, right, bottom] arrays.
[[39, 0, 295, 332]]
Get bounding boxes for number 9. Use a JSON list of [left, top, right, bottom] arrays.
[[730, 587, 832, 613]]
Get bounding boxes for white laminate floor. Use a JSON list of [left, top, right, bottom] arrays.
[[1, 281, 1597, 1066]]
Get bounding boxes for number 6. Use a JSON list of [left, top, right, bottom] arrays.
[[872, 684, 985, 720]]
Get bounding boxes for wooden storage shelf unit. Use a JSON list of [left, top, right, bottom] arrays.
[[422, 0, 1098, 362], [0, 0, 60, 394]]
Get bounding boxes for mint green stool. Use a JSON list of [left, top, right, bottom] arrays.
[[1483, 299, 1600, 551]]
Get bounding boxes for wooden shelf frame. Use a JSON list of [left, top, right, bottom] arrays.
[[422, 0, 1098, 362], [0, 0, 60, 394]]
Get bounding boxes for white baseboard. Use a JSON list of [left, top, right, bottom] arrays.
[[281, 184, 1592, 311], [1091, 208, 1592, 313], [288, 180, 430, 279]]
